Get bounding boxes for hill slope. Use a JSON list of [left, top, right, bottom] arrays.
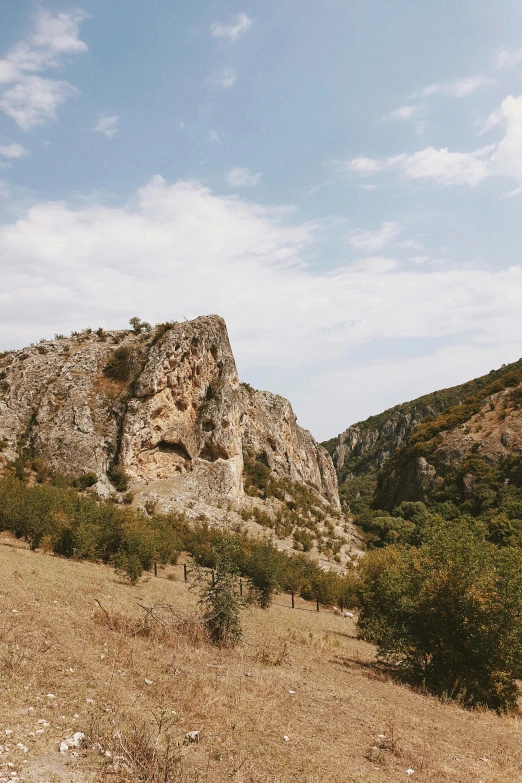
[[1, 535, 521, 783], [324, 358, 522, 541]]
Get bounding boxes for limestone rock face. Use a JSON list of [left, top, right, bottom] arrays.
[[240, 386, 339, 507], [120, 316, 245, 506], [0, 315, 339, 512], [332, 402, 443, 475]]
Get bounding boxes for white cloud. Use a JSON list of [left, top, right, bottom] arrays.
[[496, 49, 522, 70], [347, 95, 522, 187], [349, 157, 384, 174], [214, 67, 236, 87], [501, 185, 522, 199], [349, 222, 401, 252], [208, 129, 219, 142], [1, 176, 522, 436], [227, 167, 263, 187], [0, 76, 77, 130], [382, 105, 426, 135], [0, 142, 25, 159], [211, 13, 253, 42], [0, 10, 87, 129], [93, 116, 119, 139], [418, 75, 492, 98], [383, 105, 417, 122]]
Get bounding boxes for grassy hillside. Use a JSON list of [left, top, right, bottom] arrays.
[[1, 535, 521, 782]]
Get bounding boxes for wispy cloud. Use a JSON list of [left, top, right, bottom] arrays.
[[501, 185, 522, 199], [383, 105, 417, 122], [346, 95, 522, 188], [0, 10, 87, 130], [349, 222, 401, 252], [418, 75, 492, 98], [496, 49, 522, 70], [211, 13, 253, 42], [93, 115, 119, 138], [227, 167, 263, 187], [0, 142, 25, 158], [213, 67, 236, 88], [381, 104, 426, 134]]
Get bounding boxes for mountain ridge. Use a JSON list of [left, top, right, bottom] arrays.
[[323, 357, 522, 545]]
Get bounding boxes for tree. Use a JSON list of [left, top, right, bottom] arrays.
[[357, 517, 522, 711], [245, 537, 281, 609], [198, 538, 244, 646], [129, 317, 151, 334]]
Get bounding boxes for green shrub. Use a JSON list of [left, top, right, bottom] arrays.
[[107, 465, 130, 492], [151, 321, 176, 345], [112, 515, 156, 584], [103, 346, 133, 382], [244, 537, 281, 608], [73, 472, 97, 490], [357, 517, 522, 711], [197, 538, 244, 647], [129, 317, 152, 335]]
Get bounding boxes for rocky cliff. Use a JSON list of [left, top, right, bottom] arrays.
[[0, 316, 340, 517], [327, 400, 445, 480]]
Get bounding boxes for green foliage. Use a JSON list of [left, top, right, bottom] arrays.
[[197, 537, 244, 646], [72, 472, 97, 490], [0, 474, 353, 610], [151, 321, 176, 346], [107, 465, 130, 492], [129, 316, 152, 334], [339, 472, 377, 517], [103, 346, 133, 382], [112, 514, 157, 584], [356, 516, 522, 711], [376, 363, 522, 509], [242, 451, 344, 557], [244, 537, 282, 608]]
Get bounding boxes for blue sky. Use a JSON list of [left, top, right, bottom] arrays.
[[1, 2, 522, 440]]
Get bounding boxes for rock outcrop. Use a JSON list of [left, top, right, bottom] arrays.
[[0, 316, 340, 514], [331, 401, 442, 476]]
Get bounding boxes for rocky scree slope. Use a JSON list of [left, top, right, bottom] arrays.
[[0, 316, 349, 555]]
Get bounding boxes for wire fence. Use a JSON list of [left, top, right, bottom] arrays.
[[152, 561, 348, 615]]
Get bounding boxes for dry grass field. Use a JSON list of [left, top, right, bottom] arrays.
[[1, 534, 522, 783]]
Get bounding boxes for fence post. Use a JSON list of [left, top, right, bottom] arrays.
[[239, 579, 243, 596], [316, 598, 320, 612], [154, 562, 157, 577], [340, 598, 343, 613], [183, 563, 187, 582], [212, 570, 215, 586], [291, 591, 295, 609]]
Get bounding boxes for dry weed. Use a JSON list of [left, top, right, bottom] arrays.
[[253, 638, 289, 667], [94, 599, 208, 648]]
